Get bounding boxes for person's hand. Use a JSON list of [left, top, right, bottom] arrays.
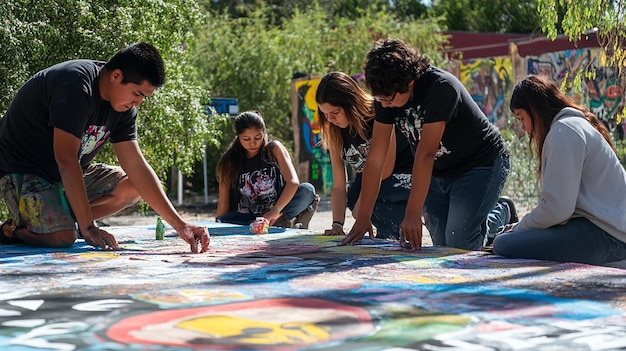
[[399, 216, 423, 250], [178, 224, 210, 253], [342, 218, 374, 244], [264, 208, 282, 225], [324, 225, 345, 236], [81, 225, 120, 251]]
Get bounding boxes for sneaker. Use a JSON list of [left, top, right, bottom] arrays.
[[294, 194, 320, 229], [483, 197, 518, 251], [498, 196, 519, 224]]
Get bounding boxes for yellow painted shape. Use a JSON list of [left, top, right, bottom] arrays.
[[78, 252, 119, 259], [176, 315, 331, 344], [402, 274, 469, 284]]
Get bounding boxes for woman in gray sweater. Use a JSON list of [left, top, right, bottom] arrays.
[[494, 75, 626, 264]]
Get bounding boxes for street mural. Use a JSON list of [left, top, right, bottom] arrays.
[[1, 222, 625, 350]]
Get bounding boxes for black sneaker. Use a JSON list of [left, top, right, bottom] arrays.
[[498, 196, 519, 223], [294, 194, 320, 229], [483, 197, 518, 252]]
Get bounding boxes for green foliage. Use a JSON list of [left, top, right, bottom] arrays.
[[500, 127, 540, 210], [431, 0, 542, 33], [538, 0, 626, 120], [615, 139, 626, 166], [202, 0, 431, 22], [0, 0, 226, 183]]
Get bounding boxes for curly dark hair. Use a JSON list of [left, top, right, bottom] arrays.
[[363, 38, 430, 97]]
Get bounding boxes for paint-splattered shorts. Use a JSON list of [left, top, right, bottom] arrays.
[[0, 164, 126, 234]]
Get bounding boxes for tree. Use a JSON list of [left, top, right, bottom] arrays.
[[538, 0, 626, 121], [431, 0, 542, 33], [202, 0, 433, 23], [0, 0, 226, 182]]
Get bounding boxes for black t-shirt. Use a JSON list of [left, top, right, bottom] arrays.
[[0, 60, 137, 182], [233, 143, 286, 215], [375, 66, 506, 178], [341, 118, 413, 174]]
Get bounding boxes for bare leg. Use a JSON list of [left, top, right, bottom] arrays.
[[13, 227, 77, 248], [90, 177, 140, 220], [2, 177, 139, 248]]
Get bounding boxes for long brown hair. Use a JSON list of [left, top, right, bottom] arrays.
[[216, 111, 269, 190], [510, 74, 615, 177], [315, 72, 375, 156]]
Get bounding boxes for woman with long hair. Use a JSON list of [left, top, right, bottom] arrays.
[[316, 71, 413, 239], [216, 111, 319, 228], [494, 75, 626, 264]]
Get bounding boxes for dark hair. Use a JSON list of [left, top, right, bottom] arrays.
[[510, 74, 615, 177], [216, 111, 269, 189], [364, 38, 430, 97], [104, 42, 166, 88], [315, 72, 374, 154]]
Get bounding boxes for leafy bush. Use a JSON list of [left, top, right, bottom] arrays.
[[500, 127, 540, 211]]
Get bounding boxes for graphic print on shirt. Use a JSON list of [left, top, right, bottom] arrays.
[[397, 106, 451, 159], [80, 125, 110, 159], [343, 140, 370, 173], [238, 167, 280, 214]]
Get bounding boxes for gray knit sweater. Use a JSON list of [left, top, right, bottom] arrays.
[[513, 107, 626, 244]]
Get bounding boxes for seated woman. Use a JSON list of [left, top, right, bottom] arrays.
[[493, 75, 626, 264], [316, 71, 413, 239], [215, 111, 319, 228]]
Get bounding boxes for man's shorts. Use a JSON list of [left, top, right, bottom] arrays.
[[0, 164, 126, 234]]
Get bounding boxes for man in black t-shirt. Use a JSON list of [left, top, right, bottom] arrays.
[[0, 42, 209, 252], [343, 38, 514, 251]]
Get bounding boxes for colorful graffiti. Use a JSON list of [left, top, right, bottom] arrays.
[[293, 78, 332, 194], [459, 57, 514, 128], [526, 48, 625, 138], [456, 48, 625, 138], [1, 222, 625, 350]]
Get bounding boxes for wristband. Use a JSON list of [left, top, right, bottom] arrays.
[[332, 221, 344, 228]]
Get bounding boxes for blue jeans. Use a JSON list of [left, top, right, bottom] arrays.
[[218, 183, 316, 225], [493, 217, 626, 264], [423, 153, 510, 250], [348, 173, 412, 239]]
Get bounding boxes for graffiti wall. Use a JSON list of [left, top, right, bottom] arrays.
[[1, 223, 625, 350], [454, 48, 625, 138], [526, 48, 625, 138], [292, 77, 332, 195], [458, 57, 514, 129]]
